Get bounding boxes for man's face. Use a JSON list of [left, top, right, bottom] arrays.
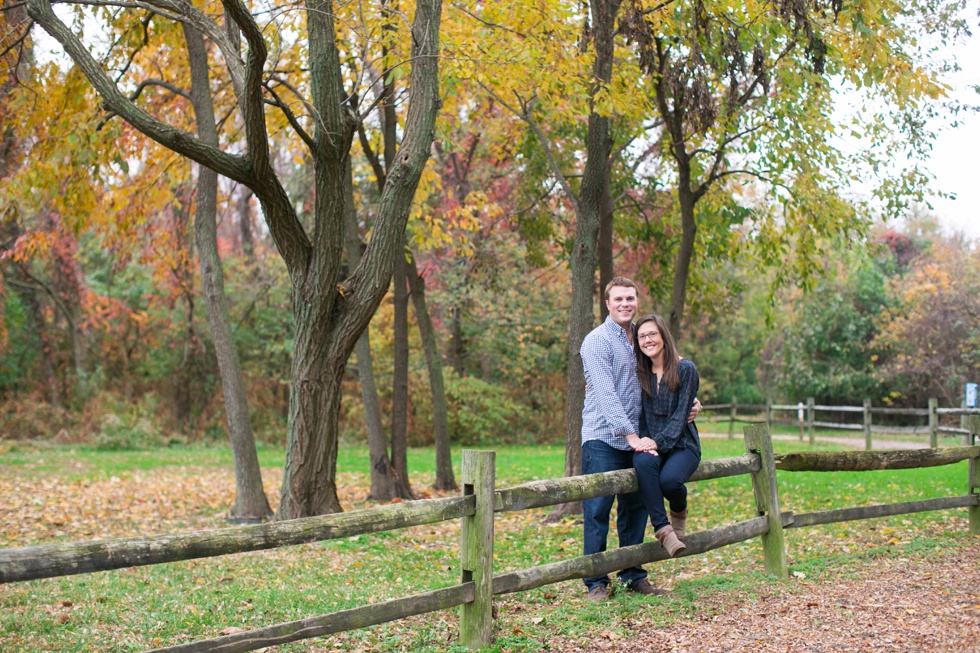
[[605, 285, 638, 328]]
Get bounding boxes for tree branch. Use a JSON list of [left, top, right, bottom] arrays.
[[357, 122, 387, 193], [108, 11, 151, 84], [49, 0, 246, 98], [641, 0, 679, 16], [27, 0, 249, 182], [263, 80, 316, 150], [129, 77, 191, 101], [477, 81, 580, 213], [448, 1, 526, 37], [6, 267, 78, 335], [0, 16, 32, 62]]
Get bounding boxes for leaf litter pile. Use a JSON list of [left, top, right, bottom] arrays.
[[1, 460, 978, 652]]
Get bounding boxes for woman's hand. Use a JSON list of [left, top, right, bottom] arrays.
[[626, 434, 659, 454]]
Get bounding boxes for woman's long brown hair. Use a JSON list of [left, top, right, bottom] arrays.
[[634, 314, 680, 396]]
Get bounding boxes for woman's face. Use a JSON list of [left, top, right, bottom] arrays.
[[636, 321, 664, 362]]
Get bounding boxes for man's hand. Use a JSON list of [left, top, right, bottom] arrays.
[[688, 397, 702, 424], [626, 433, 658, 455]]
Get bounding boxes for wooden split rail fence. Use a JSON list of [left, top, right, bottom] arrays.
[[702, 398, 980, 449], [1, 419, 979, 652]]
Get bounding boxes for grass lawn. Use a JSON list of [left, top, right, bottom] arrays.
[[0, 436, 973, 652]]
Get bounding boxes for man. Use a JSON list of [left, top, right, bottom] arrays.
[[580, 276, 699, 601]]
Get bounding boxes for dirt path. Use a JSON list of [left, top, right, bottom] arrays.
[[549, 541, 980, 653]]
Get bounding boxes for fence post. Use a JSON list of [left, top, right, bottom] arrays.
[[728, 397, 737, 440], [863, 398, 872, 451], [797, 402, 804, 440], [928, 398, 938, 448], [765, 397, 773, 427], [962, 400, 969, 446], [970, 417, 979, 536], [743, 423, 788, 579], [806, 397, 815, 446], [459, 450, 495, 648]]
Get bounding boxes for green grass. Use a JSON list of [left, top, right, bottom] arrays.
[[0, 436, 974, 652]]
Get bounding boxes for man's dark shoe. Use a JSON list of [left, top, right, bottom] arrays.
[[627, 578, 667, 596], [587, 585, 610, 602]]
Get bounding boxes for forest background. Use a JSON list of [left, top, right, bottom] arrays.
[[0, 0, 978, 516]]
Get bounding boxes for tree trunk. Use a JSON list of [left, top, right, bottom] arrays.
[[172, 187, 195, 427], [598, 178, 614, 321], [343, 157, 396, 501], [389, 232, 415, 499], [407, 252, 456, 491], [551, 0, 622, 520], [669, 181, 697, 337], [238, 187, 255, 263], [381, 18, 414, 500], [184, 23, 272, 520], [450, 305, 465, 375], [279, 326, 347, 516], [23, 284, 61, 407]]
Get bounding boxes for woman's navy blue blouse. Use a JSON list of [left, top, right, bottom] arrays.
[[638, 358, 701, 455]]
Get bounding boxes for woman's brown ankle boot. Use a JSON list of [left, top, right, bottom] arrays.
[[655, 525, 687, 557], [669, 509, 688, 539]]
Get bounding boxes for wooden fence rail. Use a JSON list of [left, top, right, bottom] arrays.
[[1, 419, 978, 653], [702, 398, 980, 448]]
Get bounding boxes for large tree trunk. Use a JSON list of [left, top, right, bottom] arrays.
[[389, 232, 416, 499], [279, 324, 347, 516], [552, 0, 622, 520], [407, 253, 456, 491], [184, 23, 272, 521], [343, 158, 396, 501]]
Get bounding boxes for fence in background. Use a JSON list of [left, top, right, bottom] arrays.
[[1, 420, 978, 652], [701, 398, 980, 449]]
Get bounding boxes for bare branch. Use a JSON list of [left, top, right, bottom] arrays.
[[641, 0, 679, 16], [263, 80, 316, 150], [356, 121, 386, 193], [108, 11, 151, 83], [129, 77, 190, 101], [448, 1, 526, 37]]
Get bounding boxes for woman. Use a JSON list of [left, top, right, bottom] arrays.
[[631, 314, 701, 557]]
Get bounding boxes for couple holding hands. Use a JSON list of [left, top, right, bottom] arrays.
[[580, 277, 702, 601]]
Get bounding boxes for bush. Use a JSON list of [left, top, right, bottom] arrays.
[[92, 394, 167, 450], [443, 371, 529, 445], [0, 398, 76, 440]]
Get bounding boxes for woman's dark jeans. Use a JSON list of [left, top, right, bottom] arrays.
[[581, 440, 648, 590], [633, 447, 701, 532]]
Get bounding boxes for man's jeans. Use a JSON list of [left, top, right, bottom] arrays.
[[582, 439, 648, 590]]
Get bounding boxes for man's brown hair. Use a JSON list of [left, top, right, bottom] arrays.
[[604, 276, 638, 299]]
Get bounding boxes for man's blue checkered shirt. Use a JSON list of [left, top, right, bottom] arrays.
[[580, 316, 640, 451]]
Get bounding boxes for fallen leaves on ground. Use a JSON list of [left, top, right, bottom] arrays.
[[544, 544, 980, 653]]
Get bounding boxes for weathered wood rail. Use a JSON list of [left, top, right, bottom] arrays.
[[702, 398, 980, 448], [1, 418, 977, 653]]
